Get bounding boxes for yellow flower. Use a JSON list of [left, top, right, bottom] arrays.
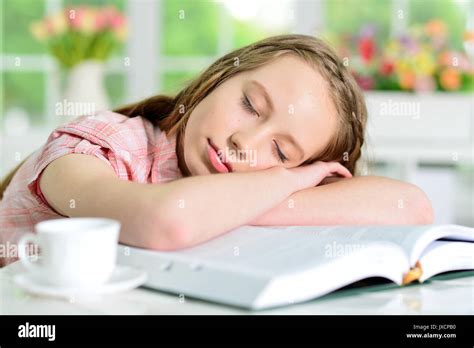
[[49, 11, 67, 36], [413, 51, 436, 76], [395, 59, 410, 74], [30, 20, 48, 41], [386, 40, 400, 55], [113, 23, 128, 41], [80, 8, 97, 34]]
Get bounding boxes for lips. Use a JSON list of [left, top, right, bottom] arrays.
[[207, 138, 233, 173]]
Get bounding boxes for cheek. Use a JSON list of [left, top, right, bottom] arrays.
[[186, 102, 214, 137], [224, 111, 243, 129], [209, 104, 244, 132], [191, 92, 247, 136]]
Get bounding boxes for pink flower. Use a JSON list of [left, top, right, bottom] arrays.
[[110, 14, 125, 30], [95, 11, 108, 31], [414, 75, 436, 93], [379, 59, 395, 76], [66, 6, 85, 30], [354, 73, 375, 90], [102, 6, 121, 28]]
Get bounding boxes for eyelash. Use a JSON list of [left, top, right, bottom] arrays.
[[240, 94, 288, 163], [240, 94, 258, 116]]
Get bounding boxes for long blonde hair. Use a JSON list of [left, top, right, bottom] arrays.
[[0, 34, 367, 199]]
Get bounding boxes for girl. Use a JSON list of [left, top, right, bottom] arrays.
[[0, 34, 433, 267]]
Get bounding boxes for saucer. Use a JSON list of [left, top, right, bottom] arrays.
[[13, 266, 148, 299]]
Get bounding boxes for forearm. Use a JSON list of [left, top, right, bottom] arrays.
[[249, 175, 434, 226], [151, 167, 298, 248]]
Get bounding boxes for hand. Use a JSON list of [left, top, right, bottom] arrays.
[[286, 161, 352, 191]]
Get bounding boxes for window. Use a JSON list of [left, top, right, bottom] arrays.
[[409, 0, 467, 50], [325, 0, 391, 43], [1, 0, 126, 129], [2, 0, 470, 131]]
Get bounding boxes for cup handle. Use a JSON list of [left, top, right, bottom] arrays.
[[18, 233, 42, 274]]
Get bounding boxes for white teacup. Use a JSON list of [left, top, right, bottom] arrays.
[[18, 217, 120, 289]]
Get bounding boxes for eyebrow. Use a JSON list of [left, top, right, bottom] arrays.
[[249, 80, 305, 161]]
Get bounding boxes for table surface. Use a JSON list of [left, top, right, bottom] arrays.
[[1, 261, 473, 315]]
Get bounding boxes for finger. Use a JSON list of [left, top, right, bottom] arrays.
[[327, 163, 352, 178]]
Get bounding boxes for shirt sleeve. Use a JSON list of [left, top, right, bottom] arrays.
[[27, 112, 154, 210]]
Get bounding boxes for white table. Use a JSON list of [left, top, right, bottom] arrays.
[[1, 261, 473, 315]]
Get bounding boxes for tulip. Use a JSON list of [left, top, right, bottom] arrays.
[[102, 6, 120, 27], [112, 23, 128, 41], [95, 11, 108, 31], [49, 11, 67, 36], [440, 68, 461, 90], [80, 8, 97, 34], [30, 21, 49, 41], [66, 6, 85, 30]]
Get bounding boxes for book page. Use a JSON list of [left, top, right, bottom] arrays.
[[134, 225, 423, 276], [397, 224, 474, 264], [121, 224, 474, 277], [117, 225, 474, 310], [418, 241, 474, 282]]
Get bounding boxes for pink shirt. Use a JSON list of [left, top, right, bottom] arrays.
[[0, 110, 183, 266]]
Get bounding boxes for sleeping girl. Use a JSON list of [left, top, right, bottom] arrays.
[[0, 34, 434, 267]]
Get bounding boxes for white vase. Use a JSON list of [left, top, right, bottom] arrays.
[[59, 60, 110, 124]]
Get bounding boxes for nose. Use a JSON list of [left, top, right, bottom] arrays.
[[230, 134, 247, 162], [230, 127, 267, 164]]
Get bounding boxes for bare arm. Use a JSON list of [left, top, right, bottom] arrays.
[[39, 154, 177, 249], [40, 155, 350, 251], [43, 154, 292, 250], [140, 167, 301, 248], [248, 175, 434, 226], [147, 161, 352, 248], [39, 154, 303, 250]]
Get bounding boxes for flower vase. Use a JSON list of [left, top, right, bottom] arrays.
[[58, 60, 110, 125]]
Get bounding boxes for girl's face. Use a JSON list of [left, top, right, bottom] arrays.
[[179, 54, 338, 176]]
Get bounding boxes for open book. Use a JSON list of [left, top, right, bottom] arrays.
[[117, 224, 474, 310]]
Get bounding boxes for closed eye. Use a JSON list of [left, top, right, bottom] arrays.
[[273, 140, 288, 163], [240, 93, 288, 163], [240, 94, 259, 116]]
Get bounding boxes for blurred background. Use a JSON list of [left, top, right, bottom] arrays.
[[0, 0, 473, 226]]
